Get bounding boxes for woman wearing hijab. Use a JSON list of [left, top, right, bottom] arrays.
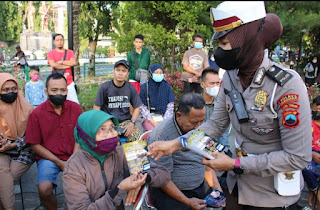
[[147, 1, 312, 209], [62, 110, 171, 210], [139, 63, 176, 131], [304, 56, 319, 87], [0, 72, 35, 210]]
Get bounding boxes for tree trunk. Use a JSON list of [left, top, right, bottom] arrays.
[[72, 1, 81, 83], [88, 39, 97, 77]]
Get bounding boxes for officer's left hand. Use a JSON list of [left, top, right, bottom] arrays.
[[202, 152, 235, 172]]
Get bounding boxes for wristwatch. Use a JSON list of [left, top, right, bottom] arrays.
[[233, 158, 244, 174], [131, 120, 136, 124]]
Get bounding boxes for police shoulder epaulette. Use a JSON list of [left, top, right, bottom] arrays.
[[265, 65, 293, 87]]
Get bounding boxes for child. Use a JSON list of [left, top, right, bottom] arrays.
[[302, 95, 320, 208], [25, 65, 47, 108]]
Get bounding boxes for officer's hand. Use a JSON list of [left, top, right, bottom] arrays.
[[312, 151, 320, 164], [202, 152, 235, 172], [187, 197, 207, 210], [147, 139, 182, 160]]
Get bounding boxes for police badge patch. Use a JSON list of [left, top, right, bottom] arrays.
[[277, 94, 299, 106], [282, 110, 300, 129], [251, 90, 269, 111], [281, 103, 300, 110]]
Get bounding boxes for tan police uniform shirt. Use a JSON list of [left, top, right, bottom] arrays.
[[183, 55, 312, 207]]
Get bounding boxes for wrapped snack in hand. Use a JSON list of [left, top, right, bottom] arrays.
[[204, 189, 226, 208]]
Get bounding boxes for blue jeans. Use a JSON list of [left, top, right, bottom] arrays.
[[37, 159, 61, 187], [302, 150, 320, 191]]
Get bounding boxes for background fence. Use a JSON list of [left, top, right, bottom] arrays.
[[0, 62, 115, 83]]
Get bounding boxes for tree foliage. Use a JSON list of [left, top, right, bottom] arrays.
[[0, 1, 23, 42], [78, 1, 119, 75], [266, 1, 320, 54], [111, 1, 221, 71]]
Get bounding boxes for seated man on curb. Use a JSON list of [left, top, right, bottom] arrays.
[[25, 73, 82, 210], [147, 92, 223, 210], [93, 59, 142, 142]]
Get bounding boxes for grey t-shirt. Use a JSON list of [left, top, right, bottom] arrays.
[[181, 48, 209, 83], [94, 80, 142, 123]]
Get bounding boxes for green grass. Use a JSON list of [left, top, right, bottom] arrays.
[[77, 83, 100, 111]]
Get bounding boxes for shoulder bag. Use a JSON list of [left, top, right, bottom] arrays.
[[133, 51, 148, 85], [1, 140, 20, 157], [54, 49, 68, 75]]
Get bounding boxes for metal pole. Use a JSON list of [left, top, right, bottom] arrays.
[[67, 1, 75, 80], [67, 1, 73, 50]]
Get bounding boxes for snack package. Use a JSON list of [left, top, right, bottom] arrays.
[[183, 129, 225, 160], [204, 189, 226, 207], [122, 139, 151, 175]]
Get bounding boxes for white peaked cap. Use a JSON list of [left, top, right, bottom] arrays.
[[210, 1, 266, 40]]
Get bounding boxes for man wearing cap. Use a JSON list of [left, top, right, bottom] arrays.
[[181, 33, 210, 94], [93, 59, 142, 142], [147, 1, 312, 209]]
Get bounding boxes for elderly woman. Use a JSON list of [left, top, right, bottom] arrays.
[[139, 63, 176, 131], [62, 110, 171, 210], [0, 72, 35, 210]]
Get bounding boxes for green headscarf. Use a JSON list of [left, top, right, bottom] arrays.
[[74, 110, 119, 164]]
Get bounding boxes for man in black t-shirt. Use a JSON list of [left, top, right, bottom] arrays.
[[93, 59, 142, 142]]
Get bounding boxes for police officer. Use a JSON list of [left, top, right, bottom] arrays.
[[147, 1, 312, 209]]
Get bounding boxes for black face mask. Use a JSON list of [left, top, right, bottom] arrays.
[[312, 111, 320, 120], [214, 47, 243, 70], [48, 94, 67, 106], [0, 92, 18, 104]]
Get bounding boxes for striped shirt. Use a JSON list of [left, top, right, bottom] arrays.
[[147, 115, 205, 190]]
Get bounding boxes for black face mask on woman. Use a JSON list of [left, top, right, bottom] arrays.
[[48, 94, 67, 106], [0, 92, 18, 104], [312, 111, 320, 120], [214, 47, 243, 70], [214, 18, 266, 71]]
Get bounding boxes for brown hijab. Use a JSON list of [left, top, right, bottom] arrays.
[[0, 73, 33, 140], [226, 13, 283, 89]]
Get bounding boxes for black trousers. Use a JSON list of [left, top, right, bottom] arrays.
[[149, 182, 206, 210], [183, 81, 203, 94], [305, 77, 316, 87]]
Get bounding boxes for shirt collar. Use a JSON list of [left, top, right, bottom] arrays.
[[44, 99, 69, 114], [200, 92, 215, 106], [173, 114, 186, 135]]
